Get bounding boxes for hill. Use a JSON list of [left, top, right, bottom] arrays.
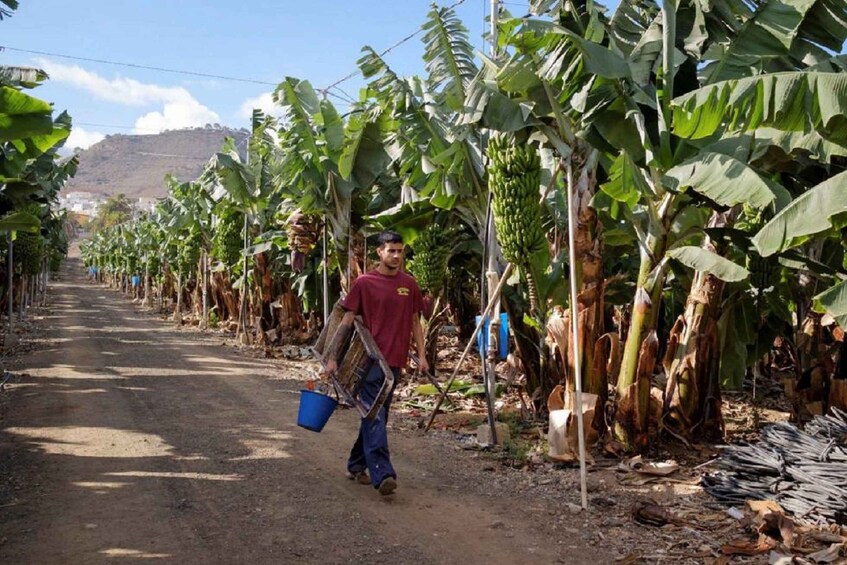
[[64, 127, 248, 199]]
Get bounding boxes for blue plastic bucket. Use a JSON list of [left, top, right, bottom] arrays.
[[475, 312, 510, 359], [297, 390, 337, 432]]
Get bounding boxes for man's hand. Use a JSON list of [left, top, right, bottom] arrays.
[[417, 355, 429, 375], [324, 359, 338, 377]]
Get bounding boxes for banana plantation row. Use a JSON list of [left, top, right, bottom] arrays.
[[0, 53, 79, 332], [82, 2, 847, 450]]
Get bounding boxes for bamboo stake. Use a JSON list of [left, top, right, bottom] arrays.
[[7, 231, 13, 336], [322, 219, 329, 328], [202, 250, 208, 330], [41, 259, 47, 306], [566, 158, 589, 510], [424, 262, 514, 432], [238, 213, 250, 345], [482, 0, 501, 447]]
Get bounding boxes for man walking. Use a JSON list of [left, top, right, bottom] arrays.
[[325, 231, 429, 496]]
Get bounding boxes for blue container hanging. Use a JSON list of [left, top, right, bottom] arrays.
[[297, 389, 337, 432], [131, 275, 140, 287], [474, 312, 509, 360]]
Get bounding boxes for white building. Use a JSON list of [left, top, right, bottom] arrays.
[[58, 191, 105, 216]]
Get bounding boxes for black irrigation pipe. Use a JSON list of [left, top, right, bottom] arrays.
[[703, 408, 847, 525]]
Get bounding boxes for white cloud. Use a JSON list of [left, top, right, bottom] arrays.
[[36, 58, 221, 134], [238, 92, 283, 119], [135, 98, 220, 133], [66, 126, 105, 151]]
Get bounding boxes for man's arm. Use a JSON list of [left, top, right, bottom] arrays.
[[412, 314, 429, 374], [324, 310, 356, 375]]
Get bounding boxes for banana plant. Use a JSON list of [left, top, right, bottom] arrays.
[[0, 1, 18, 20], [0, 63, 75, 328], [167, 176, 214, 324], [273, 77, 361, 298], [467, 0, 847, 448], [203, 110, 279, 343]]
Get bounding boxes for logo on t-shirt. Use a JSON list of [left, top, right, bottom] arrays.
[[397, 287, 410, 296]]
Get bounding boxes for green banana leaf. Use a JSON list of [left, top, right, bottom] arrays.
[[0, 86, 54, 142], [421, 5, 477, 113], [0, 210, 40, 233], [338, 109, 390, 187], [673, 72, 847, 146], [667, 246, 750, 282], [718, 303, 748, 390], [0, 66, 48, 88], [752, 169, 847, 257], [701, 0, 817, 84], [814, 280, 847, 330], [207, 152, 255, 210], [461, 383, 506, 397], [663, 152, 776, 209]]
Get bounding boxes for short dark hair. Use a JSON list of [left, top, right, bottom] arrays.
[[377, 230, 403, 247]]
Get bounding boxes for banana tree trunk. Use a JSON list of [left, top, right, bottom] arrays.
[[662, 211, 732, 439], [501, 296, 552, 405], [564, 151, 606, 397], [215, 271, 239, 322], [794, 241, 832, 418], [423, 295, 445, 373], [255, 252, 274, 345], [18, 274, 26, 321], [614, 210, 671, 449], [40, 259, 47, 306], [143, 266, 152, 307], [612, 0, 681, 451], [174, 272, 183, 325], [158, 272, 165, 313], [830, 340, 847, 411], [662, 273, 724, 438]]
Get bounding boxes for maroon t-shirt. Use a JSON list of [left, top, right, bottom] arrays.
[[341, 270, 424, 368]]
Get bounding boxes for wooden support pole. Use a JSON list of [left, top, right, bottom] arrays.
[[566, 158, 589, 510]]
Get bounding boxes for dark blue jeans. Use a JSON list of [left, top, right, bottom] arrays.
[[347, 361, 400, 487]]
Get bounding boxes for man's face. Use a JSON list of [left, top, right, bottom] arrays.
[[377, 242, 405, 271]]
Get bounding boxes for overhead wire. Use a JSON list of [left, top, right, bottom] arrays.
[[0, 45, 278, 86], [327, 85, 357, 105], [0, 46, 350, 112], [5, 0, 476, 127]]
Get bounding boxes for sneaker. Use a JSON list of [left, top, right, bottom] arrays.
[[377, 476, 397, 496], [346, 470, 371, 485]]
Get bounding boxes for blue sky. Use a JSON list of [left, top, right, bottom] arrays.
[[1, 0, 515, 150]]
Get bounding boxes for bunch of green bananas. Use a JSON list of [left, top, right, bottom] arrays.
[[146, 255, 161, 278], [487, 134, 545, 266], [15, 232, 44, 276], [49, 249, 63, 273], [408, 224, 451, 295], [178, 232, 201, 276], [212, 211, 243, 267]]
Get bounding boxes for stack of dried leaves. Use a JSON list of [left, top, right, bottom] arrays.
[[719, 500, 847, 563]]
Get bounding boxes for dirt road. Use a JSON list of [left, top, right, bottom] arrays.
[[0, 257, 603, 564]]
